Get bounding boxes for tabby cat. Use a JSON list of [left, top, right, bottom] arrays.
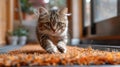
[[35, 7, 69, 53]]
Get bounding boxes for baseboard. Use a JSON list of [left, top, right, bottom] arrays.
[[71, 38, 80, 45]]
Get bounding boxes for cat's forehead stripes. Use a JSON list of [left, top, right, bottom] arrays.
[[50, 10, 59, 23], [38, 9, 67, 24], [51, 11, 67, 22]]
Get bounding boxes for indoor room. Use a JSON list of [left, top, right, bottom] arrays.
[[0, 0, 120, 66]]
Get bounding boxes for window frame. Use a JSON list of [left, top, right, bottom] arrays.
[[82, 0, 120, 45]]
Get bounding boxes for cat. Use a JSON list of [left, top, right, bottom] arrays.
[[35, 7, 69, 53]]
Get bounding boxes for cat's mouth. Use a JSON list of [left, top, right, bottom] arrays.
[[51, 32, 57, 35], [50, 32, 60, 36], [52, 32, 57, 34]]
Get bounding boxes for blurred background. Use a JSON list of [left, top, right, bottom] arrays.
[[0, 0, 120, 46]]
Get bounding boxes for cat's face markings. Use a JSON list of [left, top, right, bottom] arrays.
[[37, 7, 68, 36], [55, 22, 66, 32]]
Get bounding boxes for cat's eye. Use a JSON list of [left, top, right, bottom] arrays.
[[58, 22, 65, 27], [44, 22, 49, 25], [62, 23, 65, 25], [60, 22, 66, 26], [58, 22, 63, 25]]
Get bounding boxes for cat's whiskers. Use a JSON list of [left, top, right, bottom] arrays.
[[65, 13, 71, 16]]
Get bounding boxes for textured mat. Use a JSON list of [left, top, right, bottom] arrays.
[[0, 44, 120, 66]]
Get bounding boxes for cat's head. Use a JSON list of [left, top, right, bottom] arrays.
[[35, 7, 69, 36]]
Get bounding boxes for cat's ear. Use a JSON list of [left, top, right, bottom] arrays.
[[38, 7, 48, 14], [59, 7, 68, 15], [34, 7, 48, 17]]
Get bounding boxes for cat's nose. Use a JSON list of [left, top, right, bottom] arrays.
[[53, 26, 56, 30], [52, 27, 56, 33], [52, 28, 57, 33], [52, 29, 56, 33]]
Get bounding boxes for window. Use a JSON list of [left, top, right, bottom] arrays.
[[83, 0, 91, 26], [21, 0, 66, 13], [82, 0, 120, 41], [94, 0, 117, 22]]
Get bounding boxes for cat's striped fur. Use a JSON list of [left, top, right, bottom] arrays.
[[36, 7, 68, 53]]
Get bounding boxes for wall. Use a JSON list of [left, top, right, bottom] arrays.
[[0, 0, 14, 46], [71, 0, 83, 44], [0, 0, 7, 45]]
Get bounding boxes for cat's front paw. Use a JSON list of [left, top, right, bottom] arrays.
[[46, 46, 58, 53], [57, 46, 67, 53], [57, 42, 67, 53]]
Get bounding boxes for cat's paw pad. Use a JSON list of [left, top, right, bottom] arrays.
[[46, 47, 58, 53]]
